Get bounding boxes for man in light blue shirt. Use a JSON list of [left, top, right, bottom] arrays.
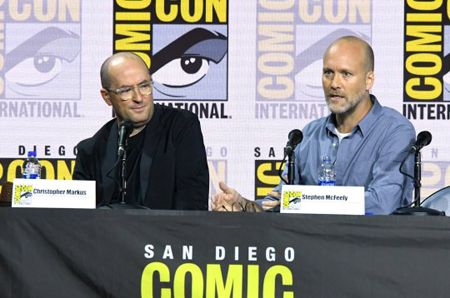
[[211, 36, 415, 215], [269, 94, 415, 214]]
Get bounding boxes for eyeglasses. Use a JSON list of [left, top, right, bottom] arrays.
[[106, 80, 153, 101]]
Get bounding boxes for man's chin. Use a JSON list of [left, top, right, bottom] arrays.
[[328, 105, 350, 115], [129, 110, 153, 125], [130, 118, 150, 127], [326, 102, 341, 112]]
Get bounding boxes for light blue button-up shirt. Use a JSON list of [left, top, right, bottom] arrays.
[[268, 95, 416, 215]]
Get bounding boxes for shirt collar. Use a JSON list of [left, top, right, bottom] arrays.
[[325, 94, 381, 137], [356, 94, 381, 136]]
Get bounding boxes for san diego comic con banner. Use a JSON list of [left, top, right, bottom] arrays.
[[0, 0, 450, 202], [3, 209, 450, 297]]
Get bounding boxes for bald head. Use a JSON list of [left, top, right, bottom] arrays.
[[100, 52, 149, 89], [325, 36, 374, 73]]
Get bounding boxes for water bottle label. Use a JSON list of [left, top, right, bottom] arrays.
[[23, 173, 39, 179], [319, 180, 336, 186]]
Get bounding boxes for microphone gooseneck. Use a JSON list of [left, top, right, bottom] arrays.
[[117, 120, 133, 157], [117, 120, 133, 205]]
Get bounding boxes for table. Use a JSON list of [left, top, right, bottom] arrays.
[[1, 209, 449, 297]]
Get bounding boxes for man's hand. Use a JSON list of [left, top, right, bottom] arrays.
[[211, 181, 244, 211], [211, 181, 263, 212], [261, 191, 281, 211]]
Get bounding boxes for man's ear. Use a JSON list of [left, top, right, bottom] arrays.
[[365, 70, 374, 91], [100, 89, 112, 106]]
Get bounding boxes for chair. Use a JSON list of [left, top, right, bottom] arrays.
[[421, 186, 450, 216], [0, 182, 12, 207]]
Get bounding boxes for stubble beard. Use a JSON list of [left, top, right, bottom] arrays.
[[326, 89, 367, 116]]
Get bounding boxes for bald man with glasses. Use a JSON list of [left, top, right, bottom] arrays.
[[74, 52, 209, 210]]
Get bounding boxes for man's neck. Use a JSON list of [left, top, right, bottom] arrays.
[[130, 125, 146, 137], [335, 95, 373, 133]]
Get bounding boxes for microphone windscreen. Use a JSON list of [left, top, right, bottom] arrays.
[[288, 129, 303, 146], [119, 120, 133, 139], [416, 131, 432, 148]]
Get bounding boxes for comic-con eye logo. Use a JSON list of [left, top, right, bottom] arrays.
[[151, 27, 227, 101], [0, 1, 82, 118], [113, 2, 229, 118], [6, 26, 80, 99]]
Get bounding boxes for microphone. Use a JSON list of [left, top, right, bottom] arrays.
[[117, 120, 133, 157], [411, 131, 432, 151], [285, 129, 303, 155], [393, 130, 443, 216]]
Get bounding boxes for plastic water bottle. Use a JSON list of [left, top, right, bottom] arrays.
[[22, 151, 41, 179], [318, 156, 336, 186]]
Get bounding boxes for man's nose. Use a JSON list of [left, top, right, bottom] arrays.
[[330, 75, 341, 89], [132, 88, 144, 102]]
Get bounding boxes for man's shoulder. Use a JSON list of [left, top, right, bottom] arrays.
[[76, 119, 115, 151], [303, 115, 330, 134], [378, 105, 414, 130], [372, 103, 416, 146], [157, 104, 200, 125]]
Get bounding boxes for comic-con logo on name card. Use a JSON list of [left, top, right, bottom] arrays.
[[255, 0, 372, 120], [0, 1, 82, 118], [282, 190, 302, 210], [403, 1, 450, 120], [13, 184, 33, 205], [113, 1, 229, 119]]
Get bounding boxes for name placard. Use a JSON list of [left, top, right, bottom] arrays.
[[12, 179, 96, 209], [281, 185, 364, 215]]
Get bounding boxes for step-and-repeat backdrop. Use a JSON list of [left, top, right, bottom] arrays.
[[0, 0, 449, 201]]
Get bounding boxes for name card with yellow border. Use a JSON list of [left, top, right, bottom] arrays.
[[12, 178, 96, 209], [281, 185, 364, 215]]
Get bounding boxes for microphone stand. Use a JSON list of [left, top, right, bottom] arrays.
[[98, 135, 151, 210], [287, 149, 295, 185], [119, 149, 127, 204], [393, 147, 444, 216], [413, 149, 421, 207]]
